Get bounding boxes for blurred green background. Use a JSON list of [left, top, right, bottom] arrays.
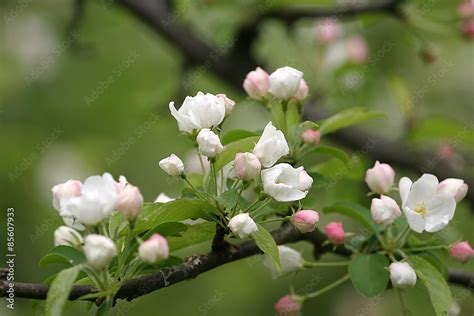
[[0, 0, 473, 315]]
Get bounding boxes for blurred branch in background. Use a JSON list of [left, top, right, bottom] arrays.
[[111, 0, 474, 206], [1, 223, 472, 303]]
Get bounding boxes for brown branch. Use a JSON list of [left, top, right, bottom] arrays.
[[1, 223, 472, 303]]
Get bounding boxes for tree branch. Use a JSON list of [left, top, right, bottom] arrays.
[[1, 223, 472, 303]]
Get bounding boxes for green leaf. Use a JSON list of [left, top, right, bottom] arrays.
[[44, 265, 82, 316], [168, 222, 216, 251], [251, 224, 281, 271], [39, 246, 86, 268], [144, 222, 188, 239], [217, 188, 250, 210], [322, 202, 379, 231], [307, 145, 349, 163], [215, 136, 260, 171], [221, 130, 259, 145], [407, 256, 452, 316], [318, 107, 384, 136], [133, 199, 214, 235], [299, 121, 319, 130], [349, 254, 390, 298]]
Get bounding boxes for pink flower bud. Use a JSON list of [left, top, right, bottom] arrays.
[[315, 18, 342, 43], [216, 93, 235, 114], [274, 295, 302, 316], [117, 183, 143, 221], [301, 129, 320, 145], [347, 36, 369, 64], [292, 210, 320, 233], [437, 143, 455, 161], [462, 20, 474, 38], [234, 152, 261, 180], [370, 195, 401, 225], [52, 180, 82, 211], [294, 79, 309, 101], [325, 222, 345, 245], [139, 234, 169, 264], [437, 178, 468, 203], [458, 0, 473, 18], [243, 67, 270, 100], [449, 242, 474, 263], [365, 161, 395, 194]]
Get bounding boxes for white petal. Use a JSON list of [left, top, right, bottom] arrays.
[[406, 174, 438, 209], [403, 207, 425, 233], [424, 193, 456, 232], [399, 177, 412, 205]]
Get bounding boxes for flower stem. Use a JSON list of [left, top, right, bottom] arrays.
[[393, 225, 411, 248], [210, 162, 218, 196], [302, 274, 350, 301], [402, 245, 448, 252], [251, 198, 272, 214], [183, 177, 206, 200], [396, 288, 410, 316], [304, 261, 350, 268], [231, 184, 246, 217]]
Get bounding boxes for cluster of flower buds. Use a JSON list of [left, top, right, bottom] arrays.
[[243, 66, 308, 102]]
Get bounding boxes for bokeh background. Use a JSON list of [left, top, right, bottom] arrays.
[[0, 0, 473, 315]]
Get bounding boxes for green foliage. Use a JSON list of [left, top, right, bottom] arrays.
[[215, 136, 260, 171], [407, 256, 452, 316], [133, 200, 215, 235], [305, 145, 349, 164], [167, 222, 216, 251], [349, 254, 390, 298], [252, 224, 281, 271], [45, 265, 82, 316], [318, 107, 384, 136], [322, 202, 380, 231], [39, 246, 86, 269], [221, 130, 259, 145]]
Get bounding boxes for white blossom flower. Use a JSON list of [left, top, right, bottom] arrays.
[[389, 262, 417, 288], [116, 182, 143, 222], [169, 92, 226, 133], [159, 154, 185, 176], [263, 245, 304, 279], [399, 174, 456, 233], [365, 161, 395, 194], [253, 122, 289, 168], [269, 66, 304, 100], [138, 234, 169, 264], [261, 163, 312, 202], [228, 213, 258, 238], [234, 152, 261, 180], [370, 195, 401, 225], [196, 129, 224, 158], [243, 67, 270, 100], [154, 193, 175, 203], [83, 234, 117, 269], [53, 173, 118, 227], [54, 226, 83, 247]]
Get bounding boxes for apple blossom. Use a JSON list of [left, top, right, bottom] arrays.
[[159, 154, 184, 176], [196, 129, 224, 158], [139, 234, 170, 264], [269, 66, 304, 100], [54, 226, 83, 247], [83, 234, 117, 270], [315, 18, 342, 43], [294, 79, 308, 101], [370, 195, 401, 225], [274, 295, 302, 316], [449, 242, 474, 263], [52, 179, 82, 212], [389, 262, 417, 288], [116, 181, 143, 222], [253, 122, 289, 167], [53, 173, 119, 227], [301, 129, 320, 145], [216, 93, 235, 114], [347, 36, 369, 64], [228, 213, 258, 238], [154, 192, 175, 203], [365, 161, 395, 194], [291, 210, 320, 233], [243, 67, 270, 100], [261, 163, 313, 202], [234, 152, 261, 180], [263, 245, 304, 279], [169, 92, 226, 133], [325, 222, 345, 245], [458, 0, 473, 18], [399, 174, 457, 233], [437, 178, 468, 203]]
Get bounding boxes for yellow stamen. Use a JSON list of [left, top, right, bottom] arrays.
[[415, 202, 427, 216]]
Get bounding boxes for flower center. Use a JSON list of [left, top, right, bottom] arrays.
[[415, 202, 427, 216]]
